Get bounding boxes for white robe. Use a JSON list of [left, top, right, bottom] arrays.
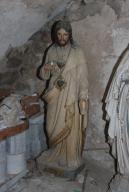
[[105, 49, 129, 175]]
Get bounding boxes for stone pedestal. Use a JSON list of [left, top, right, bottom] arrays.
[[44, 163, 85, 179], [7, 130, 26, 175], [38, 156, 85, 179], [26, 113, 46, 160], [0, 121, 28, 191], [109, 174, 129, 192]]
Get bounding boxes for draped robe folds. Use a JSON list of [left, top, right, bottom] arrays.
[[105, 49, 129, 175], [40, 44, 88, 168]]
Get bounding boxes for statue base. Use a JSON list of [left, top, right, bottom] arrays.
[[37, 154, 85, 179], [43, 163, 85, 179], [37, 151, 85, 179]]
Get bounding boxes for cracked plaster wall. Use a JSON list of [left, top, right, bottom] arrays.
[[1, 0, 129, 153]]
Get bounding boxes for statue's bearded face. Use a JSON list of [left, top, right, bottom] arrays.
[[56, 28, 70, 46]]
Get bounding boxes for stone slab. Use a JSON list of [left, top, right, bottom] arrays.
[[0, 170, 28, 192]]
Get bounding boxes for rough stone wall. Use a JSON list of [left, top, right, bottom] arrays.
[[0, 0, 70, 57], [1, 0, 129, 154], [68, 0, 129, 150]]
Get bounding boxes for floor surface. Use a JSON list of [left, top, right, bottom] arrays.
[[9, 157, 114, 192]]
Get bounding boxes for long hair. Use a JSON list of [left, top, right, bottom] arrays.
[[51, 20, 74, 44]]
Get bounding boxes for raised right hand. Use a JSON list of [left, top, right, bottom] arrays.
[[44, 62, 55, 70], [44, 63, 53, 70]]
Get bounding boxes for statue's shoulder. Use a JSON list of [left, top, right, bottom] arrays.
[[71, 42, 82, 50], [45, 43, 55, 55], [71, 42, 79, 49], [72, 43, 84, 55]]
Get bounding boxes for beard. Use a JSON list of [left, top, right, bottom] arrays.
[[56, 39, 70, 47]]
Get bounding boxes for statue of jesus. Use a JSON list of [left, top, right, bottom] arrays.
[[38, 20, 88, 171]]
